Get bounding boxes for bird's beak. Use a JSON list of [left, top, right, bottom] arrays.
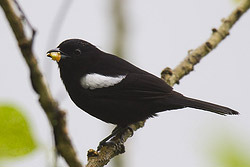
[[47, 48, 64, 62]]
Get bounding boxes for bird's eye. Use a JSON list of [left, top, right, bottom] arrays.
[[74, 49, 81, 55]]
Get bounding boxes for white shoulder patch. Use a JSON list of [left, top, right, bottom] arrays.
[[80, 73, 126, 90]]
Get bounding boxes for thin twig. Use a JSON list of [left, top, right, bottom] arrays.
[[13, 0, 36, 44], [0, 1, 82, 167], [86, 0, 250, 167]]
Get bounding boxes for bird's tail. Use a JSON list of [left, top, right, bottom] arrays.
[[176, 95, 239, 115]]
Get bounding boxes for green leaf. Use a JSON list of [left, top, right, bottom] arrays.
[[232, 0, 241, 4], [0, 104, 36, 158], [214, 142, 250, 167], [209, 133, 250, 167]]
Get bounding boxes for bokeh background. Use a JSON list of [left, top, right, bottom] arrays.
[[1, 0, 250, 167]]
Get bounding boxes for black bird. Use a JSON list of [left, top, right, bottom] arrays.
[[47, 39, 238, 149]]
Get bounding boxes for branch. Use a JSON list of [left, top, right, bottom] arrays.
[[86, 0, 250, 166], [86, 122, 145, 167], [0, 1, 82, 167], [161, 0, 250, 87]]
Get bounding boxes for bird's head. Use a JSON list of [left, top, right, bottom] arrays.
[[47, 39, 99, 66]]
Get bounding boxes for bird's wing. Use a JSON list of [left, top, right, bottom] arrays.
[[91, 72, 174, 100], [87, 52, 176, 100], [122, 73, 172, 93]]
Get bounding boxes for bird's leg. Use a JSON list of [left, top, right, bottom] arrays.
[[119, 126, 133, 143], [97, 126, 122, 151], [97, 125, 134, 151]]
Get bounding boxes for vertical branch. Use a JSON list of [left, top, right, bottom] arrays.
[[111, 0, 126, 58], [0, 1, 82, 167], [110, 0, 127, 166]]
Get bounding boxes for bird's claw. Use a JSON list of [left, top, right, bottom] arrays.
[[97, 140, 116, 151]]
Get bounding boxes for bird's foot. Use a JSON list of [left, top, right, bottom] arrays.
[[97, 126, 133, 152], [127, 126, 134, 136], [97, 140, 116, 151], [119, 126, 134, 143]]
